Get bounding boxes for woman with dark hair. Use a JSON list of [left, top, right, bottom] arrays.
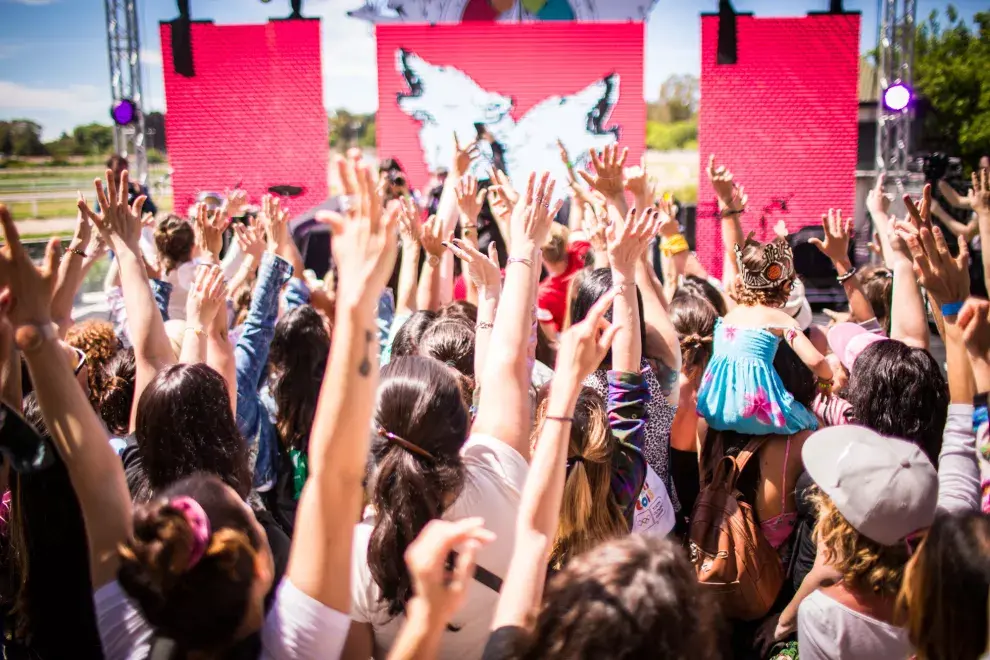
[[100, 347, 136, 449], [678, 274, 728, 316], [127, 362, 252, 503], [154, 214, 196, 321], [388, 309, 438, 361], [263, 304, 331, 535], [18, 159, 397, 658], [345, 172, 560, 659], [897, 512, 990, 660], [417, 318, 476, 397]]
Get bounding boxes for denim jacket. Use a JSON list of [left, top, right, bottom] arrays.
[[235, 253, 293, 491]]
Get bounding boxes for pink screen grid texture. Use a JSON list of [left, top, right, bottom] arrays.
[[376, 22, 645, 195], [160, 20, 329, 217], [696, 14, 860, 277]]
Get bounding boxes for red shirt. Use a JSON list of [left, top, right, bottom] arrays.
[[537, 240, 591, 332]]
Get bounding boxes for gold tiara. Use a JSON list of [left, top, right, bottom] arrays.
[[733, 235, 795, 290]]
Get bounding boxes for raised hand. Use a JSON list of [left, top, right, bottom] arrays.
[[957, 298, 990, 363], [808, 209, 853, 266], [222, 188, 249, 219], [510, 172, 563, 257], [866, 174, 891, 219], [69, 199, 94, 254], [968, 168, 990, 217], [78, 169, 147, 253], [232, 219, 266, 261], [404, 518, 495, 628], [446, 239, 501, 298], [607, 206, 657, 276], [186, 264, 227, 328], [455, 175, 485, 224], [141, 211, 156, 229], [655, 196, 679, 238], [320, 157, 397, 307], [903, 222, 970, 307], [452, 132, 480, 177], [578, 143, 628, 200], [904, 183, 934, 232], [707, 155, 743, 209], [0, 205, 59, 329], [420, 214, 449, 259], [581, 203, 608, 254], [395, 197, 422, 249], [193, 203, 226, 262], [259, 194, 288, 253], [554, 287, 620, 385], [623, 157, 654, 208], [488, 167, 519, 207]]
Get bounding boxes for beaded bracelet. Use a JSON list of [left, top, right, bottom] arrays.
[[507, 257, 532, 268], [836, 267, 858, 284]]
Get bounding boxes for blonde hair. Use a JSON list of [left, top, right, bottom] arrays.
[[810, 487, 910, 598], [541, 223, 570, 265], [533, 387, 628, 569]]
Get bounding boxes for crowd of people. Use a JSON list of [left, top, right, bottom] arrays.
[[0, 138, 988, 660]]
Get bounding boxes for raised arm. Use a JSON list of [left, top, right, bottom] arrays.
[[707, 155, 747, 287], [51, 209, 96, 336], [577, 143, 629, 217], [607, 206, 651, 372], [885, 185, 937, 349], [968, 168, 990, 295], [808, 209, 875, 324], [472, 172, 561, 458], [0, 205, 130, 589], [446, 239, 501, 382], [454, 175, 486, 305], [633, 205, 682, 385], [394, 198, 422, 317], [491, 292, 618, 629], [262, 194, 307, 282], [179, 264, 226, 366], [416, 214, 446, 312], [286, 157, 398, 611], [79, 169, 175, 430], [939, 178, 972, 210]]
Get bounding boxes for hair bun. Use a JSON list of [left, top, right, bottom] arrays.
[[680, 333, 712, 348]]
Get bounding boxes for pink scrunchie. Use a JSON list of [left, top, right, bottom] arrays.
[[169, 496, 211, 570]]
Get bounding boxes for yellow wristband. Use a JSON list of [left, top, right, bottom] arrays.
[[660, 234, 689, 257]]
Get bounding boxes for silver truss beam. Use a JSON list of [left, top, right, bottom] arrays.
[[104, 0, 148, 182], [874, 0, 917, 187]]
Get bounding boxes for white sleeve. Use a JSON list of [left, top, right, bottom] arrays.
[[796, 596, 835, 660], [221, 240, 245, 281], [261, 578, 351, 660], [92, 581, 154, 660], [937, 403, 981, 514]]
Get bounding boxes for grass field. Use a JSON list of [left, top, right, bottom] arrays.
[[5, 194, 174, 221]]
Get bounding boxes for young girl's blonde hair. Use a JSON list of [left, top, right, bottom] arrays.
[[533, 386, 628, 569], [731, 233, 794, 308]]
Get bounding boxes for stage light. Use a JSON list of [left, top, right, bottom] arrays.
[[111, 99, 137, 126], [882, 82, 912, 112]]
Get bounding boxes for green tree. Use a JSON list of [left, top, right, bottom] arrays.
[[71, 123, 114, 155], [0, 120, 47, 156], [647, 74, 699, 124], [914, 7, 990, 167], [329, 109, 375, 149]]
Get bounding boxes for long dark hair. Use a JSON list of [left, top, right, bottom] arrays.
[[368, 357, 469, 617], [99, 347, 136, 437], [669, 292, 717, 381], [269, 305, 330, 455], [118, 473, 263, 653], [569, 268, 647, 369], [134, 364, 250, 502], [391, 310, 439, 359], [846, 340, 948, 462]]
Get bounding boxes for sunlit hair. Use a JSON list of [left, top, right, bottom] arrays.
[[533, 386, 627, 570], [860, 266, 893, 334], [154, 214, 195, 274], [65, 319, 122, 406], [896, 512, 990, 660], [518, 535, 721, 660], [810, 487, 910, 598], [668, 293, 716, 383], [730, 235, 793, 308], [541, 222, 570, 265]]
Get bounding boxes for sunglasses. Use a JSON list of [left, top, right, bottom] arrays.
[[70, 346, 87, 376], [0, 401, 54, 473]]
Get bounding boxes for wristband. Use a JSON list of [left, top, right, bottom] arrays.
[[476, 321, 494, 330], [507, 257, 533, 268], [14, 322, 58, 354], [836, 267, 858, 284], [720, 207, 745, 218], [660, 234, 689, 257], [973, 393, 988, 436], [940, 301, 964, 317], [816, 377, 833, 397], [66, 247, 87, 259], [184, 326, 206, 337], [545, 416, 575, 424]]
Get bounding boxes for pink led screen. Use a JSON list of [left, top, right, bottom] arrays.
[[376, 22, 645, 198], [160, 20, 329, 215], [696, 13, 860, 277]]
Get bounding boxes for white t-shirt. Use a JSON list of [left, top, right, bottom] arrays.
[[351, 433, 528, 660], [94, 577, 350, 660], [165, 261, 197, 321], [632, 466, 675, 537], [798, 589, 911, 660]]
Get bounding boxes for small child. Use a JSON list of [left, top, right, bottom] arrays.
[[697, 233, 832, 435]]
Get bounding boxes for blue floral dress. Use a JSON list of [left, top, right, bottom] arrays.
[[696, 319, 818, 436]]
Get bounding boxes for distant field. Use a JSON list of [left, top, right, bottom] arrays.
[[5, 194, 174, 221]]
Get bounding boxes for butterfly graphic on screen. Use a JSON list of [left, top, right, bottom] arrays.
[[395, 49, 620, 199]]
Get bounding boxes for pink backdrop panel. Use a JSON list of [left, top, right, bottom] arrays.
[[697, 13, 860, 277], [376, 22, 645, 197], [160, 20, 328, 216]]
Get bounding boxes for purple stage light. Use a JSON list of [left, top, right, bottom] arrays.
[[882, 83, 912, 112], [111, 99, 137, 125]]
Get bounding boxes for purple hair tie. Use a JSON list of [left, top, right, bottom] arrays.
[[169, 496, 211, 570]]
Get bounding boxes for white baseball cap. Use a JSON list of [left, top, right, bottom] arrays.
[[783, 277, 813, 331], [802, 425, 937, 546]]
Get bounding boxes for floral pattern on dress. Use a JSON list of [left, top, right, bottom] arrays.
[[742, 387, 785, 427]]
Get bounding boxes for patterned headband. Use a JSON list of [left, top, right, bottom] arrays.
[[733, 235, 795, 290]]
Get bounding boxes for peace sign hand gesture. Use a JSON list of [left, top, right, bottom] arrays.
[[78, 168, 147, 253]]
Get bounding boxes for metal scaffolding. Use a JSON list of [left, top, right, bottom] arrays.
[[874, 0, 917, 185], [104, 0, 148, 182]]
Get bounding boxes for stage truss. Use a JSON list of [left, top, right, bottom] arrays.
[[874, 0, 917, 187], [104, 0, 148, 181]]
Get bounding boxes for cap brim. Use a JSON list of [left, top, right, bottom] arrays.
[[801, 425, 854, 499], [827, 322, 868, 370]]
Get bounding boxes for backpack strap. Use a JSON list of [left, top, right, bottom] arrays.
[[732, 436, 774, 475]]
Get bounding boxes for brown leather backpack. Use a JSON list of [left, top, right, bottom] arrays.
[[687, 437, 784, 621]]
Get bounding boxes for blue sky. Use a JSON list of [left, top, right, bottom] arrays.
[[0, 0, 984, 139]]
